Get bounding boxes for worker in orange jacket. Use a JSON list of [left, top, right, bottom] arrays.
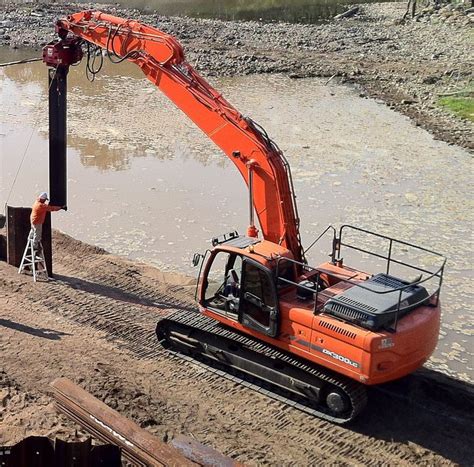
[[30, 192, 65, 249]]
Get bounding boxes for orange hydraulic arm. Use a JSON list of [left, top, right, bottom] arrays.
[[52, 10, 305, 263]]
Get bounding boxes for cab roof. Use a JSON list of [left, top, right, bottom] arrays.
[[213, 234, 294, 267]]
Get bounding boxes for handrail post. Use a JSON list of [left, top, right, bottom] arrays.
[[393, 289, 402, 331], [313, 271, 320, 315], [386, 239, 393, 275], [435, 264, 444, 307], [331, 234, 340, 265]]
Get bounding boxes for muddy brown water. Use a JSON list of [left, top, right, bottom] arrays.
[[0, 47, 472, 381]]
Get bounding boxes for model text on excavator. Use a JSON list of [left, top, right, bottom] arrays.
[[43, 11, 446, 423]]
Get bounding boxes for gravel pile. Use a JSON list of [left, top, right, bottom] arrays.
[[0, 1, 472, 150], [415, 3, 474, 26]]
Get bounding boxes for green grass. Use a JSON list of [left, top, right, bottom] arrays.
[[438, 94, 474, 122]]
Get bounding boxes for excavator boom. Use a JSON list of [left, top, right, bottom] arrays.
[[52, 10, 305, 263]]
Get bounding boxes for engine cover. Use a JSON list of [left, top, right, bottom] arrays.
[[323, 273, 429, 331]]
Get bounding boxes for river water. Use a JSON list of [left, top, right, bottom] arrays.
[[0, 48, 472, 379]]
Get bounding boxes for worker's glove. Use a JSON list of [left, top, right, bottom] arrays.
[[62, 205, 68, 211]]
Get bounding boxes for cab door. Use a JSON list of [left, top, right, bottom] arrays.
[[238, 259, 279, 338], [201, 250, 242, 320]]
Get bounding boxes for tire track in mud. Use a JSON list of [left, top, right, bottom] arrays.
[[2, 234, 472, 465]]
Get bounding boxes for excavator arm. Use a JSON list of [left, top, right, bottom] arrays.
[[46, 10, 305, 263]]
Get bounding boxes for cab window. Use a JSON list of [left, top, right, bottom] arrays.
[[204, 251, 242, 315], [239, 261, 278, 336]]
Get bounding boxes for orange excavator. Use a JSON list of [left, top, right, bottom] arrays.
[[43, 11, 446, 423]]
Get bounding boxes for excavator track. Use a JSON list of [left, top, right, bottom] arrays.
[[156, 310, 367, 424]]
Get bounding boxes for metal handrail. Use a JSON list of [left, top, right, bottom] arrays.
[[276, 257, 444, 297], [338, 242, 443, 278], [275, 223, 446, 324], [276, 261, 443, 324], [337, 224, 446, 277]]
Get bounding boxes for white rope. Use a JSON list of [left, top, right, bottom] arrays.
[[0, 57, 42, 67]]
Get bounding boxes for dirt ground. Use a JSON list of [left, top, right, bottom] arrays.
[[1, 230, 473, 465]]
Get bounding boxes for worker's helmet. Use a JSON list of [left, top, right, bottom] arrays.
[[38, 192, 49, 201]]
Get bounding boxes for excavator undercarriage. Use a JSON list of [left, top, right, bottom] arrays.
[[157, 311, 367, 424]]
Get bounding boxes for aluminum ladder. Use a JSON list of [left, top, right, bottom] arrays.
[[18, 228, 48, 282]]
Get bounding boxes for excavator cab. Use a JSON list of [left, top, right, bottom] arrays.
[[199, 241, 281, 338]]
